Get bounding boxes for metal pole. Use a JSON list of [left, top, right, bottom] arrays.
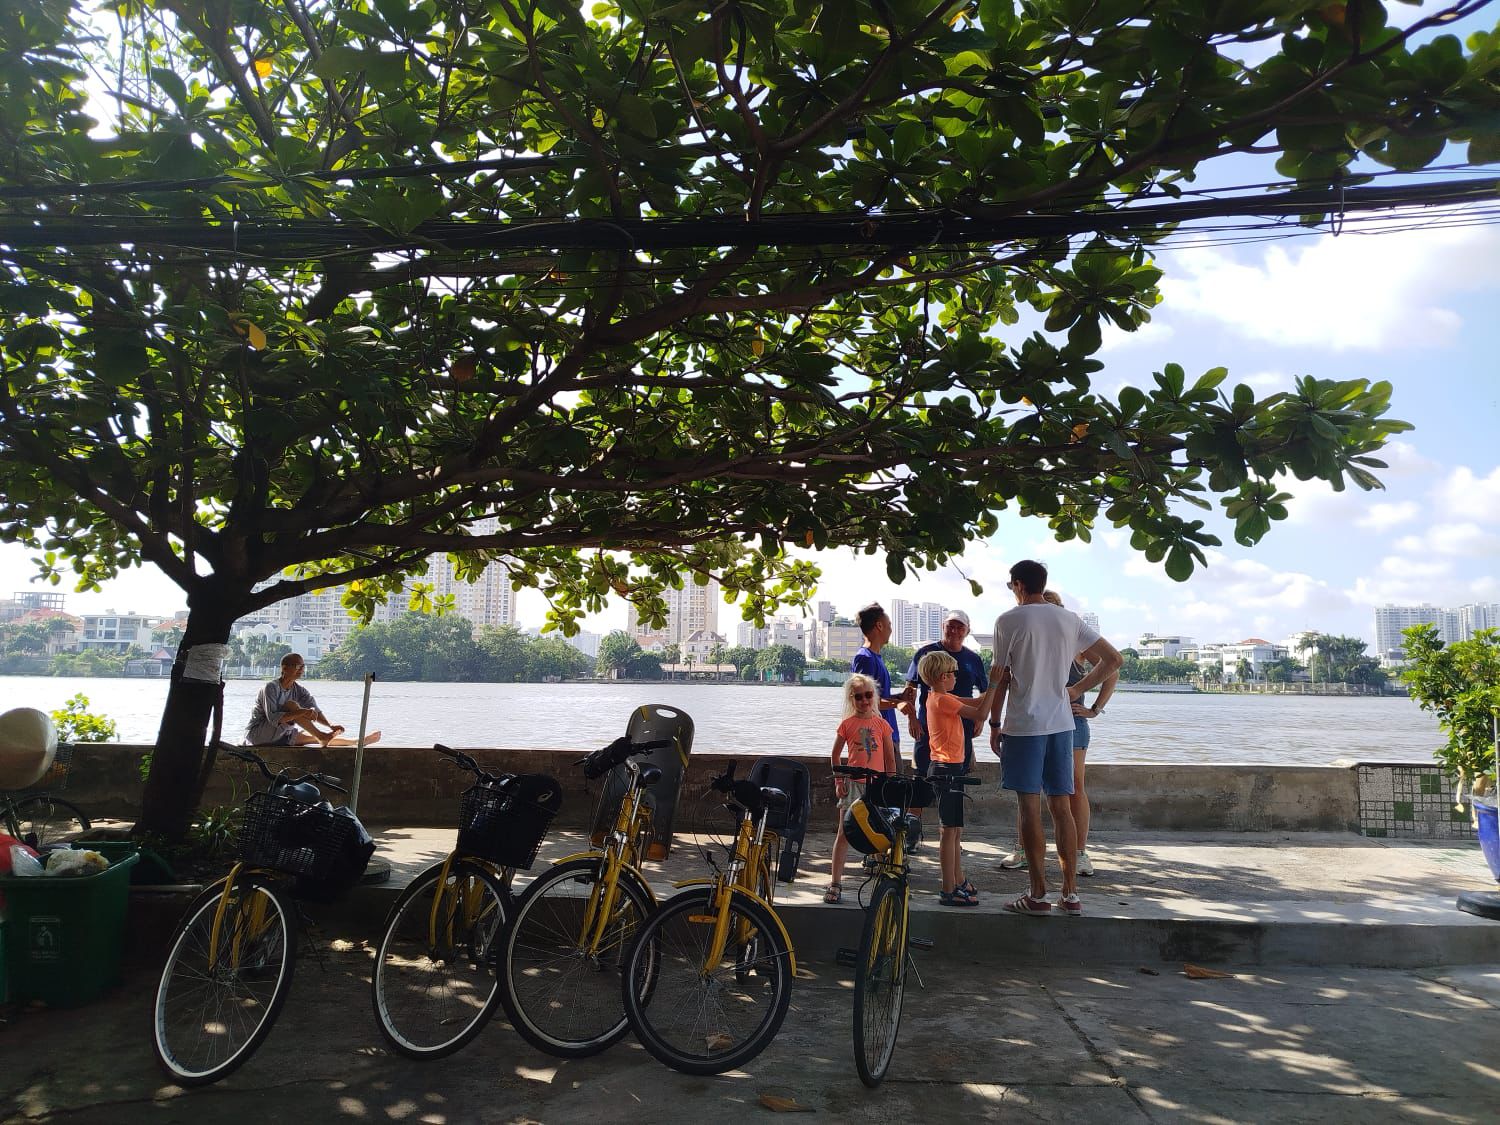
[[349, 672, 374, 814]]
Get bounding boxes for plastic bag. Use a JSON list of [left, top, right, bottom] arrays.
[[9, 844, 43, 877], [45, 848, 108, 877]]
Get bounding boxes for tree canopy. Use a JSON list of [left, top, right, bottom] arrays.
[[2, 0, 1494, 834]]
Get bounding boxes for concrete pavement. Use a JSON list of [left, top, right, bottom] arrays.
[[5, 944, 1499, 1123]]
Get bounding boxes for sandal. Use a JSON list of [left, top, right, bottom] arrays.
[[823, 883, 843, 904], [939, 888, 978, 908], [957, 879, 978, 898], [1003, 893, 1053, 916]]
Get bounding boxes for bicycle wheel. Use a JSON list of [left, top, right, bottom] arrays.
[[623, 887, 792, 1075], [853, 877, 908, 1087], [372, 859, 510, 1059], [499, 856, 655, 1057], [12, 794, 90, 848], [152, 874, 295, 1086]]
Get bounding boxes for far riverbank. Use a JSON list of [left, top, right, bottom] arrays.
[[2, 677, 1439, 765]]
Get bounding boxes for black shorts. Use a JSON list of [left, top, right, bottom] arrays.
[[932, 762, 968, 828]]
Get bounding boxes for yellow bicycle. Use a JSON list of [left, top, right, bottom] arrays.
[[371, 745, 561, 1059], [497, 731, 677, 1057], [621, 762, 797, 1075], [152, 746, 371, 1086]]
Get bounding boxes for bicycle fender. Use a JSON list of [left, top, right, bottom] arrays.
[[553, 852, 660, 906], [687, 884, 798, 977]]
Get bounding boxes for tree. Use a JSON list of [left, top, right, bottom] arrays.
[[3, 2, 1490, 835], [596, 631, 642, 680], [708, 642, 727, 679], [884, 644, 916, 683], [756, 644, 807, 683], [1235, 657, 1255, 683], [1304, 633, 1385, 685], [1262, 657, 1303, 684], [1403, 625, 1500, 787], [723, 645, 759, 681]]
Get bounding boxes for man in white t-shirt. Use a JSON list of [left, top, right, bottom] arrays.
[[988, 560, 1121, 916]]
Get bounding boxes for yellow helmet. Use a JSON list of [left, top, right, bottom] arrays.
[[842, 798, 897, 856]]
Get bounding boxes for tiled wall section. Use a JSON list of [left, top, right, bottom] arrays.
[[1357, 764, 1474, 839]]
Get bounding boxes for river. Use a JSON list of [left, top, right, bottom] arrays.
[[0, 677, 1445, 765]]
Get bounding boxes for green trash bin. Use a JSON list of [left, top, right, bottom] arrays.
[[0, 850, 139, 1007]]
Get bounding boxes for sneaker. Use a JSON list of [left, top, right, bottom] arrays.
[[1002, 893, 1052, 916], [939, 888, 979, 908], [1058, 893, 1082, 916], [1076, 851, 1095, 877], [999, 850, 1028, 870]]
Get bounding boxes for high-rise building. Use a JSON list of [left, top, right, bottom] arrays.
[[1373, 604, 1454, 658], [1456, 603, 1500, 640], [890, 599, 945, 647], [626, 576, 720, 648], [736, 620, 768, 649], [816, 600, 834, 624], [1080, 612, 1100, 635]]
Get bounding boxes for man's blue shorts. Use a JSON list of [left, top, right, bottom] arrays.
[[1001, 731, 1075, 796]]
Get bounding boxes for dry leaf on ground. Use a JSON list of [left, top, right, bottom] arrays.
[[759, 1093, 813, 1113], [1183, 963, 1233, 980]]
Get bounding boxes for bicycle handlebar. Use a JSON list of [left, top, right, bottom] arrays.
[[221, 744, 348, 794], [578, 735, 675, 780], [708, 762, 786, 818], [432, 743, 510, 787]]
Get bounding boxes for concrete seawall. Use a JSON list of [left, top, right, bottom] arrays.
[[60, 743, 1360, 833]]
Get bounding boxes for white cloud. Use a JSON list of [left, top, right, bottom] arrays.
[[1395, 522, 1500, 559], [1157, 221, 1500, 351], [1434, 466, 1500, 523], [1355, 501, 1421, 532], [1098, 318, 1174, 354]]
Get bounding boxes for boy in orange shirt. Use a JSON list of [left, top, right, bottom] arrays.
[[917, 649, 1004, 906]]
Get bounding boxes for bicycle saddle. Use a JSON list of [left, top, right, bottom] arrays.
[[639, 765, 662, 786]]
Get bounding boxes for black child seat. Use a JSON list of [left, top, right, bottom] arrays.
[[747, 757, 812, 881]]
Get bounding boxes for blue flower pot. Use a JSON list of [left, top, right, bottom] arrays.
[[1475, 796, 1500, 883]]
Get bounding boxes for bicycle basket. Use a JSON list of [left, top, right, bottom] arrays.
[[457, 773, 562, 869], [239, 792, 373, 899], [35, 742, 75, 789]]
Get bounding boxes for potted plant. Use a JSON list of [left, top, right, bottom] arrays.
[[1402, 625, 1500, 881]]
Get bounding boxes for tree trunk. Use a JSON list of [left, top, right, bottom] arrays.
[[135, 591, 244, 841]]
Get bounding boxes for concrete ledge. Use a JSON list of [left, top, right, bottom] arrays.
[[61, 744, 1361, 833]]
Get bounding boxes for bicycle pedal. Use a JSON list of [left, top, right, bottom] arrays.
[[909, 936, 935, 951], [835, 947, 859, 968]]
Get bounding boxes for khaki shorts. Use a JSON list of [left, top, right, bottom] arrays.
[[836, 779, 867, 813]]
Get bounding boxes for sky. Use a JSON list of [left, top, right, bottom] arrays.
[[3, 7, 1497, 651]]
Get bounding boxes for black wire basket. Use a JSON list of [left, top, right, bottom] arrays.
[[239, 791, 371, 897], [457, 774, 562, 869], [34, 742, 74, 790]]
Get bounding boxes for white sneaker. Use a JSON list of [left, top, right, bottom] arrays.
[[1076, 850, 1095, 877], [998, 850, 1028, 870]]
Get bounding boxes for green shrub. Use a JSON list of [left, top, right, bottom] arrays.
[[49, 693, 119, 743]]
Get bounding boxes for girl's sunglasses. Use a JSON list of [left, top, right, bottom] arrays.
[[853, 691, 875, 700]]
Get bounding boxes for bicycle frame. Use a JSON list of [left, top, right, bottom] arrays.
[[673, 803, 798, 976], [424, 851, 512, 950], [543, 758, 660, 958], [205, 863, 276, 968]]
